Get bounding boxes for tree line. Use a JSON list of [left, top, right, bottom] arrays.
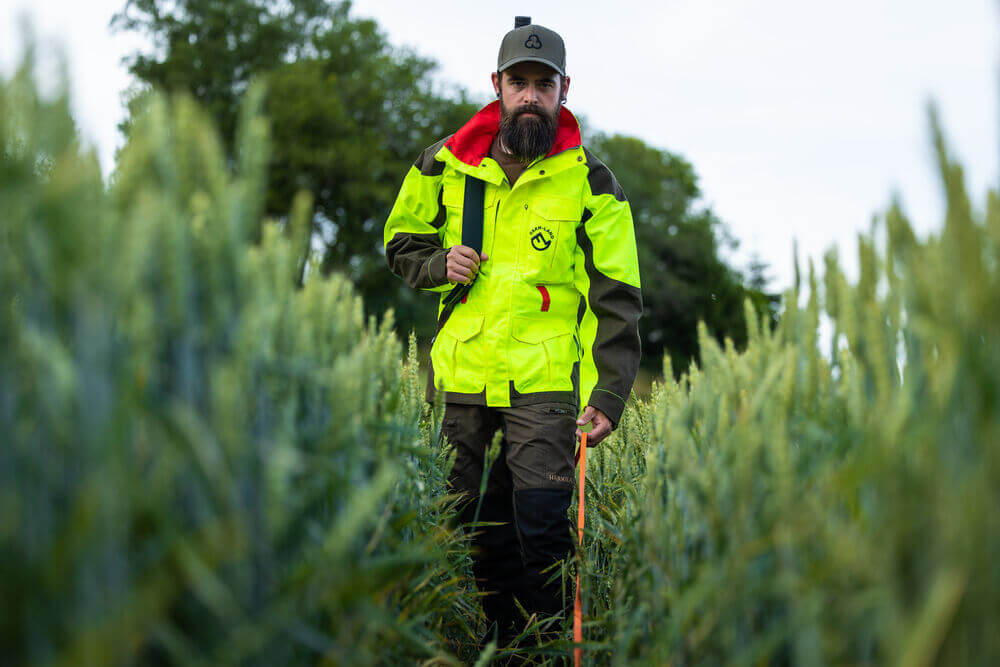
[[112, 0, 777, 373]]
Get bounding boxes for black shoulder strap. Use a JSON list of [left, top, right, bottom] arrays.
[[438, 175, 485, 326], [461, 175, 484, 252]]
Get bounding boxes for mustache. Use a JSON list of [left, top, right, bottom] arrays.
[[512, 104, 547, 118]]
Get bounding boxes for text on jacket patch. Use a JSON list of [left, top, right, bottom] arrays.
[[530, 225, 554, 251]]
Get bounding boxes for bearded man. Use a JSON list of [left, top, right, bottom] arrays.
[[383, 17, 642, 651]]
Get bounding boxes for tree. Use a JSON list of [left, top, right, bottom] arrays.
[[112, 0, 479, 339], [261, 22, 479, 329], [112, 0, 332, 156], [113, 1, 777, 362], [588, 133, 778, 374]]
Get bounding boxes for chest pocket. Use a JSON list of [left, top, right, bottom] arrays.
[[517, 197, 580, 284]]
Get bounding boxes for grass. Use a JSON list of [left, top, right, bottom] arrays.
[[3, 52, 998, 666]]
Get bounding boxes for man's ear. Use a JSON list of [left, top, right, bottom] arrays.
[[491, 71, 501, 98], [561, 75, 571, 103]]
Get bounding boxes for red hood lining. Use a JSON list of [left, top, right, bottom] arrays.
[[445, 100, 582, 167]]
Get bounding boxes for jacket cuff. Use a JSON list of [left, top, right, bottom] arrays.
[[428, 249, 449, 286], [588, 388, 626, 430]]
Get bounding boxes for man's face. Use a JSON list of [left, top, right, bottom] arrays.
[[491, 62, 571, 162]]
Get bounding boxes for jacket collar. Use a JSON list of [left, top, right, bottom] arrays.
[[444, 100, 582, 168]]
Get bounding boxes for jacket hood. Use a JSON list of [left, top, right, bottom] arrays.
[[445, 100, 582, 167]]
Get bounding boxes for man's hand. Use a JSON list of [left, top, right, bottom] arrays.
[[446, 245, 489, 285], [576, 406, 612, 445]]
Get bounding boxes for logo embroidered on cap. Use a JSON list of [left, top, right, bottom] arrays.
[[530, 225, 554, 251], [525, 34, 543, 49]]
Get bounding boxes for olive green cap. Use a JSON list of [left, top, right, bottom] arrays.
[[497, 17, 566, 76]]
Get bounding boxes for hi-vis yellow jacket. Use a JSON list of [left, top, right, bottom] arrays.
[[383, 101, 642, 426]]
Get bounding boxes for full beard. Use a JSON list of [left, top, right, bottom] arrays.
[[498, 100, 559, 164]]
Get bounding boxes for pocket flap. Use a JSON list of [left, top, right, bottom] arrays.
[[443, 314, 484, 342], [442, 185, 462, 208], [510, 316, 570, 344], [531, 197, 579, 221]]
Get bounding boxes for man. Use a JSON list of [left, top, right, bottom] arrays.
[[383, 18, 642, 649]]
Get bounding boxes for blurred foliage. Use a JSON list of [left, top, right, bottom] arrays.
[[0, 56, 483, 665], [112, 0, 480, 340], [589, 133, 778, 373], [572, 108, 1000, 664]]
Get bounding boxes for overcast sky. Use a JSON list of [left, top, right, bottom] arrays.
[[2, 0, 997, 292]]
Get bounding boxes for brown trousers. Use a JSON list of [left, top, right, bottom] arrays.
[[443, 401, 578, 494], [441, 401, 578, 645]]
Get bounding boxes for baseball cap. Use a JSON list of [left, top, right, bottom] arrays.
[[497, 16, 566, 76]]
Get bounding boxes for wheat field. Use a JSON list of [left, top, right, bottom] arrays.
[[2, 57, 998, 666]]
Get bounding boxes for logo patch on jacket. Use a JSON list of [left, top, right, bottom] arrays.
[[530, 225, 554, 251]]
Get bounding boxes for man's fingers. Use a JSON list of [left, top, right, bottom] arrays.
[[588, 419, 611, 446], [448, 261, 476, 279], [446, 247, 484, 283], [585, 422, 610, 446], [447, 265, 476, 282], [575, 406, 596, 439], [446, 245, 485, 285], [443, 246, 488, 289], [577, 406, 612, 445], [452, 245, 482, 265], [450, 253, 478, 271]]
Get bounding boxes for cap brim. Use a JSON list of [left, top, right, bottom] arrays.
[[498, 56, 565, 76]]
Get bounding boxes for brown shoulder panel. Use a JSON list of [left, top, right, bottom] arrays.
[[583, 148, 627, 202], [413, 136, 451, 176], [575, 222, 643, 426]]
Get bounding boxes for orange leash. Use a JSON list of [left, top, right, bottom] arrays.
[[574, 432, 588, 667]]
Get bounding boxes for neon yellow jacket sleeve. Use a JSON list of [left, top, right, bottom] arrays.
[[384, 138, 452, 293], [574, 148, 643, 426]]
